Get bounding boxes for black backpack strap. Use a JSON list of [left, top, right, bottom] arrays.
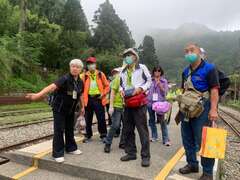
[[142, 69, 147, 82], [97, 71, 104, 84], [120, 75, 124, 91], [139, 64, 147, 83]]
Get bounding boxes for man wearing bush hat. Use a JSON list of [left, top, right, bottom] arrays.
[[119, 48, 152, 167]]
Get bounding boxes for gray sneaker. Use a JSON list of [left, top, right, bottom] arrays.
[[141, 158, 150, 167], [83, 137, 92, 143], [198, 173, 213, 180]]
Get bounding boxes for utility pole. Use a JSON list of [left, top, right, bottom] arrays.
[[19, 0, 27, 33], [234, 38, 240, 101]]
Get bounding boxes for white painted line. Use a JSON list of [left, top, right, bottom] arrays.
[[214, 159, 218, 172], [19, 140, 52, 154], [19, 135, 83, 154], [168, 174, 194, 180]]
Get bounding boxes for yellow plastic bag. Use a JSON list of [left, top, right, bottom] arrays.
[[200, 126, 227, 159]]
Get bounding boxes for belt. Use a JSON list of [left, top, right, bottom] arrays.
[[88, 94, 101, 99]]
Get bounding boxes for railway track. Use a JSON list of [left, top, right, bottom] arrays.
[[219, 108, 240, 137], [0, 108, 51, 117], [0, 134, 54, 152], [0, 118, 53, 131]]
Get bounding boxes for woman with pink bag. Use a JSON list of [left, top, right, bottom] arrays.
[[147, 66, 171, 146]]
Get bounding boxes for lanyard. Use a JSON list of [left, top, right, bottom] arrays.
[[127, 69, 132, 87], [90, 72, 96, 81]]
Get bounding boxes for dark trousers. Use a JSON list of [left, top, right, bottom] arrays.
[[85, 97, 107, 139], [119, 115, 126, 146], [124, 105, 150, 159], [52, 111, 77, 158], [181, 100, 215, 175]]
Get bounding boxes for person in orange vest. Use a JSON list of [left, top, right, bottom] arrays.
[[83, 57, 110, 143]]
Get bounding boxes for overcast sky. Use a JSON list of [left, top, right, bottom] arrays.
[[82, 0, 240, 42]]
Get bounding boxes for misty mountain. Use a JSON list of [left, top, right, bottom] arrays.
[[149, 23, 240, 83]]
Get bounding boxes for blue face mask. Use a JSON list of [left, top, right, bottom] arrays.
[[184, 53, 198, 63], [124, 56, 134, 65]]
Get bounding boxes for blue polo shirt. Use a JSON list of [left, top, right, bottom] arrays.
[[182, 60, 220, 93]]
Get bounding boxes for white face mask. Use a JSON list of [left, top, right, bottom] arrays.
[[88, 64, 96, 71]]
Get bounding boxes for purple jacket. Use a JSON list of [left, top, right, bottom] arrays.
[[147, 77, 168, 107]]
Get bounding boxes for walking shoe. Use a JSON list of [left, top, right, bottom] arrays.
[[68, 149, 82, 155], [114, 133, 120, 138], [120, 154, 137, 161], [150, 138, 158, 142], [83, 137, 92, 143], [100, 137, 107, 143], [179, 164, 199, 174], [54, 157, 64, 163], [119, 144, 125, 149], [198, 173, 213, 180], [141, 158, 150, 167], [163, 141, 171, 146], [104, 144, 111, 153]]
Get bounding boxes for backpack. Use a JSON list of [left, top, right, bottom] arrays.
[[47, 92, 56, 107], [218, 70, 230, 96], [184, 67, 230, 97]]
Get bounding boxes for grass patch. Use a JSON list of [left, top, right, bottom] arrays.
[[0, 111, 52, 125], [224, 100, 240, 111], [0, 102, 50, 112]]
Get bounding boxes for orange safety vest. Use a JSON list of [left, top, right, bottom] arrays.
[[83, 70, 110, 107]]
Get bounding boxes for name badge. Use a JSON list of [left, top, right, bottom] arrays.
[[152, 93, 158, 101], [73, 90, 77, 99]]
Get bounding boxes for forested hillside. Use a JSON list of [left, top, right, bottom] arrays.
[[150, 23, 240, 82], [0, 0, 134, 94]]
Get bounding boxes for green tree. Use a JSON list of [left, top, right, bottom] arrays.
[[91, 0, 134, 50], [140, 35, 158, 70], [28, 0, 66, 24], [151, 23, 240, 82], [25, 12, 62, 69], [8, 0, 66, 24], [0, 0, 20, 36], [61, 0, 88, 32], [0, 36, 21, 79], [59, 31, 89, 69], [96, 46, 124, 75]]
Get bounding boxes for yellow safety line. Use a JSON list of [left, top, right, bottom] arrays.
[[11, 133, 98, 180], [155, 147, 185, 180], [11, 166, 38, 180]]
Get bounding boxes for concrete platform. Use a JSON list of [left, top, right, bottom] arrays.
[[168, 155, 218, 180], [0, 103, 193, 180], [3, 126, 182, 180], [0, 161, 30, 180], [21, 168, 88, 180], [1, 118, 183, 180]]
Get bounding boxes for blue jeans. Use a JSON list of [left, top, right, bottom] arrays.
[[181, 100, 215, 175], [148, 107, 170, 143], [105, 108, 123, 145]]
